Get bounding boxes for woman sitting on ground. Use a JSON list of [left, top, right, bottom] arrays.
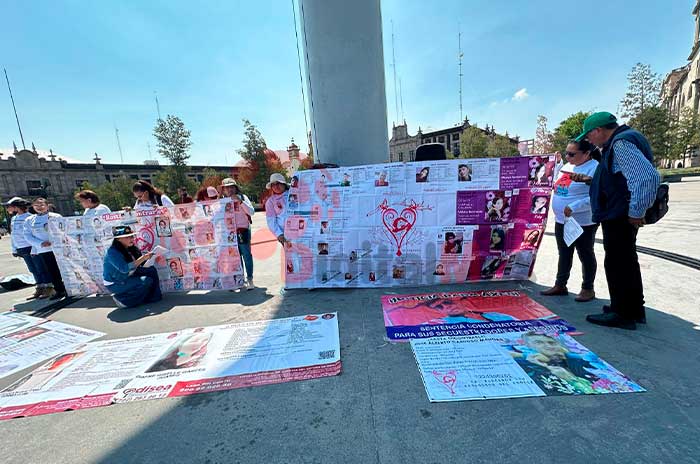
[[103, 225, 162, 308]]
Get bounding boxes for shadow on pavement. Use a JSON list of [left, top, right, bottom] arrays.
[[90, 280, 700, 464]]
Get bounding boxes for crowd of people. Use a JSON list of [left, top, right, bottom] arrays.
[[3, 111, 661, 331]]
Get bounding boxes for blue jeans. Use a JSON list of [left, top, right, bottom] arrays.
[[237, 229, 253, 280], [107, 266, 162, 308], [15, 247, 38, 282], [30, 253, 52, 286]]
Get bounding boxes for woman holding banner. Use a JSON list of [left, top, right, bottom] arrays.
[[265, 173, 289, 246], [103, 225, 161, 308], [221, 178, 256, 290], [75, 190, 111, 217], [23, 198, 66, 300], [541, 140, 599, 302]]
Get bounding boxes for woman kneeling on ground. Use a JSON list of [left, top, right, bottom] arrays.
[[103, 225, 162, 308]]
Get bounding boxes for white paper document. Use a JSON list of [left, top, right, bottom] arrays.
[[563, 216, 584, 247]]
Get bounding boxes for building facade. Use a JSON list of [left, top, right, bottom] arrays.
[[389, 118, 519, 162], [0, 146, 241, 215], [660, 0, 700, 167]]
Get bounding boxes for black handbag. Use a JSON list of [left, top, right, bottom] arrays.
[[644, 183, 669, 224]]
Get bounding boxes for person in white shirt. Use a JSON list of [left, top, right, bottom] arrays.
[[75, 190, 111, 217], [221, 178, 256, 290], [541, 140, 600, 302], [132, 180, 174, 210], [3, 197, 42, 299], [23, 198, 66, 300]]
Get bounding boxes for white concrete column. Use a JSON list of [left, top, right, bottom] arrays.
[[299, 0, 389, 166]]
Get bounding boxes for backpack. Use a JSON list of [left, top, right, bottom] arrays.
[[644, 183, 669, 225]]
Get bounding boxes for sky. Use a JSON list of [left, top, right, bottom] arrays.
[[0, 0, 695, 165]]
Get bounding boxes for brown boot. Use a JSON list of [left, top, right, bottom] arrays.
[[28, 286, 43, 300], [575, 289, 595, 302], [540, 285, 568, 296]]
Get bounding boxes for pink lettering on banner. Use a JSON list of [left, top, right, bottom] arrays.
[[168, 361, 342, 397], [23, 397, 85, 417], [0, 403, 38, 421]]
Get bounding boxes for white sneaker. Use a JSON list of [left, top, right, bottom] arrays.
[[246, 279, 255, 290]]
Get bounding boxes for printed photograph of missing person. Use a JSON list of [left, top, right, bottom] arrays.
[[458, 164, 472, 182], [521, 229, 542, 248], [443, 231, 463, 254], [318, 243, 329, 255], [289, 194, 298, 208], [433, 263, 446, 276], [490, 226, 506, 251], [146, 331, 212, 372], [531, 195, 549, 215], [167, 258, 185, 278], [485, 191, 510, 222], [392, 266, 405, 279], [340, 173, 351, 187], [415, 166, 430, 183], [374, 171, 389, 187], [320, 221, 329, 235], [156, 216, 173, 237]]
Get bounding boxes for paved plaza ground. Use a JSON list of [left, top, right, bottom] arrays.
[[0, 179, 698, 464]]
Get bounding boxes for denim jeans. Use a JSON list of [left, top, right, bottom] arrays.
[[237, 228, 253, 280], [15, 246, 38, 282], [107, 266, 162, 309], [30, 253, 52, 286]]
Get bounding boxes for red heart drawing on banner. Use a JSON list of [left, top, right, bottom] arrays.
[[381, 205, 417, 257], [134, 225, 155, 252], [432, 370, 457, 395]]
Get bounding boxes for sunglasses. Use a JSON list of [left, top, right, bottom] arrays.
[[565, 151, 581, 157]]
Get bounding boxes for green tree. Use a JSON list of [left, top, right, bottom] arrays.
[[534, 115, 555, 154], [459, 126, 489, 158], [153, 167, 199, 199], [236, 120, 286, 201], [487, 134, 519, 158], [153, 115, 192, 194], [552, 111, 591, 153], [620, 63, 661, 120], [628, 106, 671, 162], [669, 108, 700, 164]]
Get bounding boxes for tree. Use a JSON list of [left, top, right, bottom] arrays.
[[487, 134, 520, 158], [534, 115, 554, 154], [236, 120, 287, 202], [153, 115, 192, 194], [628, 106, 671, 162], [620, 63, 661, 120], [459, 126, 489, 158], [669, 108, 700, 164], [153, 167, 199, 200], [552, 111, 591, 153]]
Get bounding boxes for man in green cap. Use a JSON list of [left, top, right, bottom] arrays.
[[573, 112, 660, 330]]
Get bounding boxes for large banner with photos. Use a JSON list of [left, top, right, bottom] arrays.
[[49, 198, 246, 297], [283, 155, 556, 288]]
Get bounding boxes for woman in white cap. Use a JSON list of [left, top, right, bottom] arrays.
[[195, 186, 220, 202], [221, 178, 256, 289], [264, 173, 289, 245], [103, 225, 161, 308]]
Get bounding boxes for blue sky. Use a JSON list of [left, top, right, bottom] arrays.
[[0, 0, 694, 165]]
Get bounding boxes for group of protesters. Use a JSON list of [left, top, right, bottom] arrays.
[[5, 176, 256, 308], [4, 111, 661, 331]]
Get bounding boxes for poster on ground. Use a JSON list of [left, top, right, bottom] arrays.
[[0, 313, 341, 420], [0, 312, 104, 379], [381, 290, 575, 341], [411, 332, 645, 402], [283, 155, 556, 288], [49, 198, 247, 297]]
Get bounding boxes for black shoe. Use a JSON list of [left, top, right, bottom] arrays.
[[586, 312, 636, 330], [50, 291, 67, 301], [602, 305, 646, 324]]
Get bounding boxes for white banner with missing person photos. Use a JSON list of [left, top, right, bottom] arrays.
[[283, 156, 556, 288], [48, 198, 247, 297]]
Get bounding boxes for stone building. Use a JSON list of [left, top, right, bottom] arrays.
[[0, 145, 241, 215], [660, 0, 700, 167], [389, 118, 519, 162]]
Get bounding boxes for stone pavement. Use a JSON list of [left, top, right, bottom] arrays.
[[0, 179, 698, 464]]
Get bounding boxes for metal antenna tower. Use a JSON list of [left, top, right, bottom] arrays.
[[114, 126, 124, 163], [4, 68, 26, 149], [458, 25, 464, 121], [391, 20, 399, 124]]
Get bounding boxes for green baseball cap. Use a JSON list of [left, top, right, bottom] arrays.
[[575, 111, 618, 142]]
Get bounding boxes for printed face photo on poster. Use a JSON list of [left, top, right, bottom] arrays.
[[442, 231, 463, 254], [485, 191, 510, 222], [156, 216, 173, 237], [168, 258, 184, 277], [458, 164, 472, 182], [416, 167, 430, 183]]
